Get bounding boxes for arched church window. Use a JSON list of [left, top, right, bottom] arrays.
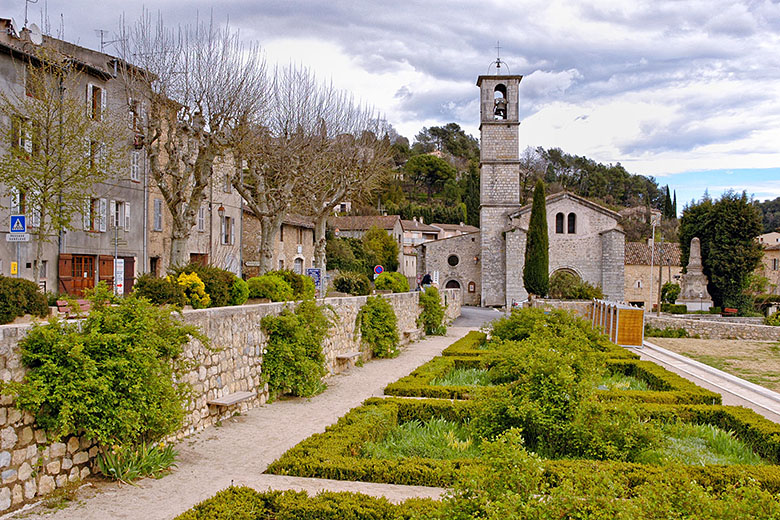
[[494, 84, 507, 120], [445, 279, 461, 289], [567, 213, 576, 234], [555, 212, 564, 233], [636, 280, 642, 289]]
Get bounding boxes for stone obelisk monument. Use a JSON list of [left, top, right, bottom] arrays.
[[677, 237, 713, 311]]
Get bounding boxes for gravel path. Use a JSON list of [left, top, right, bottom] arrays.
[[11, 325, 477, 520]]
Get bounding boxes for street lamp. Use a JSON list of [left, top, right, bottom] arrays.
[[217, 205, 225, 219]]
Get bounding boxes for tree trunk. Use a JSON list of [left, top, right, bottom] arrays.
[[313, 214, 328, 271], [170, 237, 190, 269], [258, 213, 284, 274]]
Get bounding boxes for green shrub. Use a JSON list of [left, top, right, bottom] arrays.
[[261, 300, 331, 398], [441, 331, 488, 356], [272, 269, 315, 300], [332, 271, 372, 296], [247, 273, 294, 301], [765, 311, 780, 326], [661, 303, 688, 314], [644, 323, 691, 338], [229, 278, 249, 306], [2, 290, 204, 446], [96, 441, 177, 483], [374, 271, 409, 293], [418, 286, 446, 335], [661, 281, 681, 304], [358, 296, 400, 358], [0, 276, 48, 324], [169, 263, 235, 308], [548, 271, 604, 299], [133, 273, 187, 307]]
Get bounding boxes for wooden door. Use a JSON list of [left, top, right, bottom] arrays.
[[71, 255, 95, 296]]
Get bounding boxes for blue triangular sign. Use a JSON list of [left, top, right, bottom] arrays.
[[10, 216, 25, 232]]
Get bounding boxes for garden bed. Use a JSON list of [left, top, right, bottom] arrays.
[[266, 397, 780, 492]]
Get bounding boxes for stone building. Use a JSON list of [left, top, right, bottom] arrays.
[[416, 231, 481, 305], [329, 215, 404, 270], [624, 241, 682, 308], [431, 222, 479, 240], [0, 21, 148, 294], [417, 71, 625, 306], [758, 232, 780, 294], [242, 213, 315, 277]]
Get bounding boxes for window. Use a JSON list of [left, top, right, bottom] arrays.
[[84, 197, 107, 232], [567, 213, 576, 234], [197, 206, 206, 232], [493, 84, 507, 120], [294, 258, 303, 274], [555, 212, 564, 233], [297, 228, 303, 245], [87, 84, 105, 121], [279, 225, 284, 242], [110, 200, 130, 231], [468, 281, 476, 293], [773, 258, 779, 271], [153, 199, 163, 232], [221, 215, 234, 245], [39, 260, 47, 279], [445, 280, 461, 289], [150, 257, 160, 277], [447, 255, 460, 267], [278, 259, 284, 270], [223, 174, 232, 193], [10, 117, 31, 153], [130, 150, 141, 182], [636, 280, 642, 288]]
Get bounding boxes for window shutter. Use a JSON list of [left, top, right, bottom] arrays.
[[23, 128, 32, 154], [99, 198, 107, 232], [220, 216, 226, 245], [124, 202, 130, 231], [83, 199, 91, 230], [10, 187, 20, 214], [30, 189, 41, 227], [130, 151, 140, 181], [230, 217, 235, 245], [100, 88, 106, 121], [86, 84, 93, 116], [109, 200, 116, 229], [153, 199, 162, 231]]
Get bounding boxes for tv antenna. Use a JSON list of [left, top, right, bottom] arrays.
[[24, 0, 39, 28], [95, 29, 123, 52], [7, 17, 19, 37]]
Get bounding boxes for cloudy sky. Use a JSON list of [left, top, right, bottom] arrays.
[[9, 0, 780, 206]]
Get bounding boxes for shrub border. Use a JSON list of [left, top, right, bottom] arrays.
[[266, 397, 780, 492]]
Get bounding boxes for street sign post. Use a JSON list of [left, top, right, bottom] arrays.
[[10, 215, 26, 233], [9, 215, 26, 278], [305, 268, 322, 298], [5, 234, 29, 242], [114, 258, 125, 296]]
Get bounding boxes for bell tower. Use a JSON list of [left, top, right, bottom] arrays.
[[477, 68, 522, 307]]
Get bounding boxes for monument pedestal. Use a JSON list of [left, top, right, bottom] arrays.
[[676, 298, 712, 312]]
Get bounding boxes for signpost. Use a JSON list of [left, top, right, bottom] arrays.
[[305, 268, 322, 298], [114, 258, 125, 296], [9, 215, 25, 278], [373, 265, 383, 280]]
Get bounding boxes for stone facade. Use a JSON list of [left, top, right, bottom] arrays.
[[416, 233, 481, 305], [645, 315, 780, 341], [242, 214, 316, 278], [0, 289, 459, 514], [624, 242, 683, 309]]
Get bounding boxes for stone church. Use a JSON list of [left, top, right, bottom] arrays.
[[417, 73, 625, 306]]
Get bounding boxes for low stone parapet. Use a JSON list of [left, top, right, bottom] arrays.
[[645, 315, 780, 341]]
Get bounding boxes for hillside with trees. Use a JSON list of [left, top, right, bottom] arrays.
[[756, 197, 780, 233]]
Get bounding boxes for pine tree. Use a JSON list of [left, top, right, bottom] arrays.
[[523, 179, 549, 296]]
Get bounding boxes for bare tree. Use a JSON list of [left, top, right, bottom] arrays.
[[117, 12, 267, 268], [232, 65, 333, 274], [0, 49, 126, 284], [519, 146, 547, 205]]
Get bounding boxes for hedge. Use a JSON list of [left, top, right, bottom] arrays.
[[597, 359, 722, 405], [174, 487, 440, 520], [267, 397, 780, 492], [441, 331, 488, 356], [384, 356, 486, 399]]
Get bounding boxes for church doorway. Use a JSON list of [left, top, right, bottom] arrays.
[[548, 269, 581, 299], [445, 279, 461, 289]]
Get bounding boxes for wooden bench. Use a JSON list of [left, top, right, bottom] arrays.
[[56, 299, 91, 318], [723, 307, 738, 317], [207, 391, 255, 407]]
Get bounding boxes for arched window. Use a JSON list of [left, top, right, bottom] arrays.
[[567, 213, 576, 234], [294, 257, 303, 274], [636, 280, 642, 289], [493, 84, 507, 120], [445, 280, 461, 289], [555, 212, 564, 234]]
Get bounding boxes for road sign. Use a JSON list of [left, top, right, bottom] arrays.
[[114, 258, 125, 296], [10, 262, 17, 275], [374, 265, 384, 275], [6, 233, 29, 242], [10, 215, 26, 233]]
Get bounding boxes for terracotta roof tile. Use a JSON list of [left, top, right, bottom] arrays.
[[625, 242, 682, 266], [329, 215, 400, 231], [401, 219, 439, 233]]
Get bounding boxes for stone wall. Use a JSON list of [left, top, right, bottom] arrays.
[[0, 289, 460, 513], [645, 315, 780, 341], [417, 233, 481, 306]]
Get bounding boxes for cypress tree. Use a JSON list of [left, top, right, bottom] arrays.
[[523, 179, 549, 296], [663, 185, 674, 219], [672, 190, 678, 219]]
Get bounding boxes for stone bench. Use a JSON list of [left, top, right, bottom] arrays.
[[336, 351, 361, 368], [402, 328, 424, 344], [207, 391, 255, 407]]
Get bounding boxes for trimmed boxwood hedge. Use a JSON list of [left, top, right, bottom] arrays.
[[441, 331, 488, 356], [384, 356, 485, 399], [266, 397, 780, 492], [174, 487, 439, 520], [596, 359, 722, 405]]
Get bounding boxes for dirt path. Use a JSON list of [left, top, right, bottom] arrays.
[[10, 327, 473, 520]]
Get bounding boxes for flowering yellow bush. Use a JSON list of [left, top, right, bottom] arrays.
[[169, 272, 211, 309]]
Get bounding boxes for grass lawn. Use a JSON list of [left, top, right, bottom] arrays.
[[431, 367, 492, 387], [361, 417, 481, 460], [648, 338, 780, 392], [598, 372, 651, 391]]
